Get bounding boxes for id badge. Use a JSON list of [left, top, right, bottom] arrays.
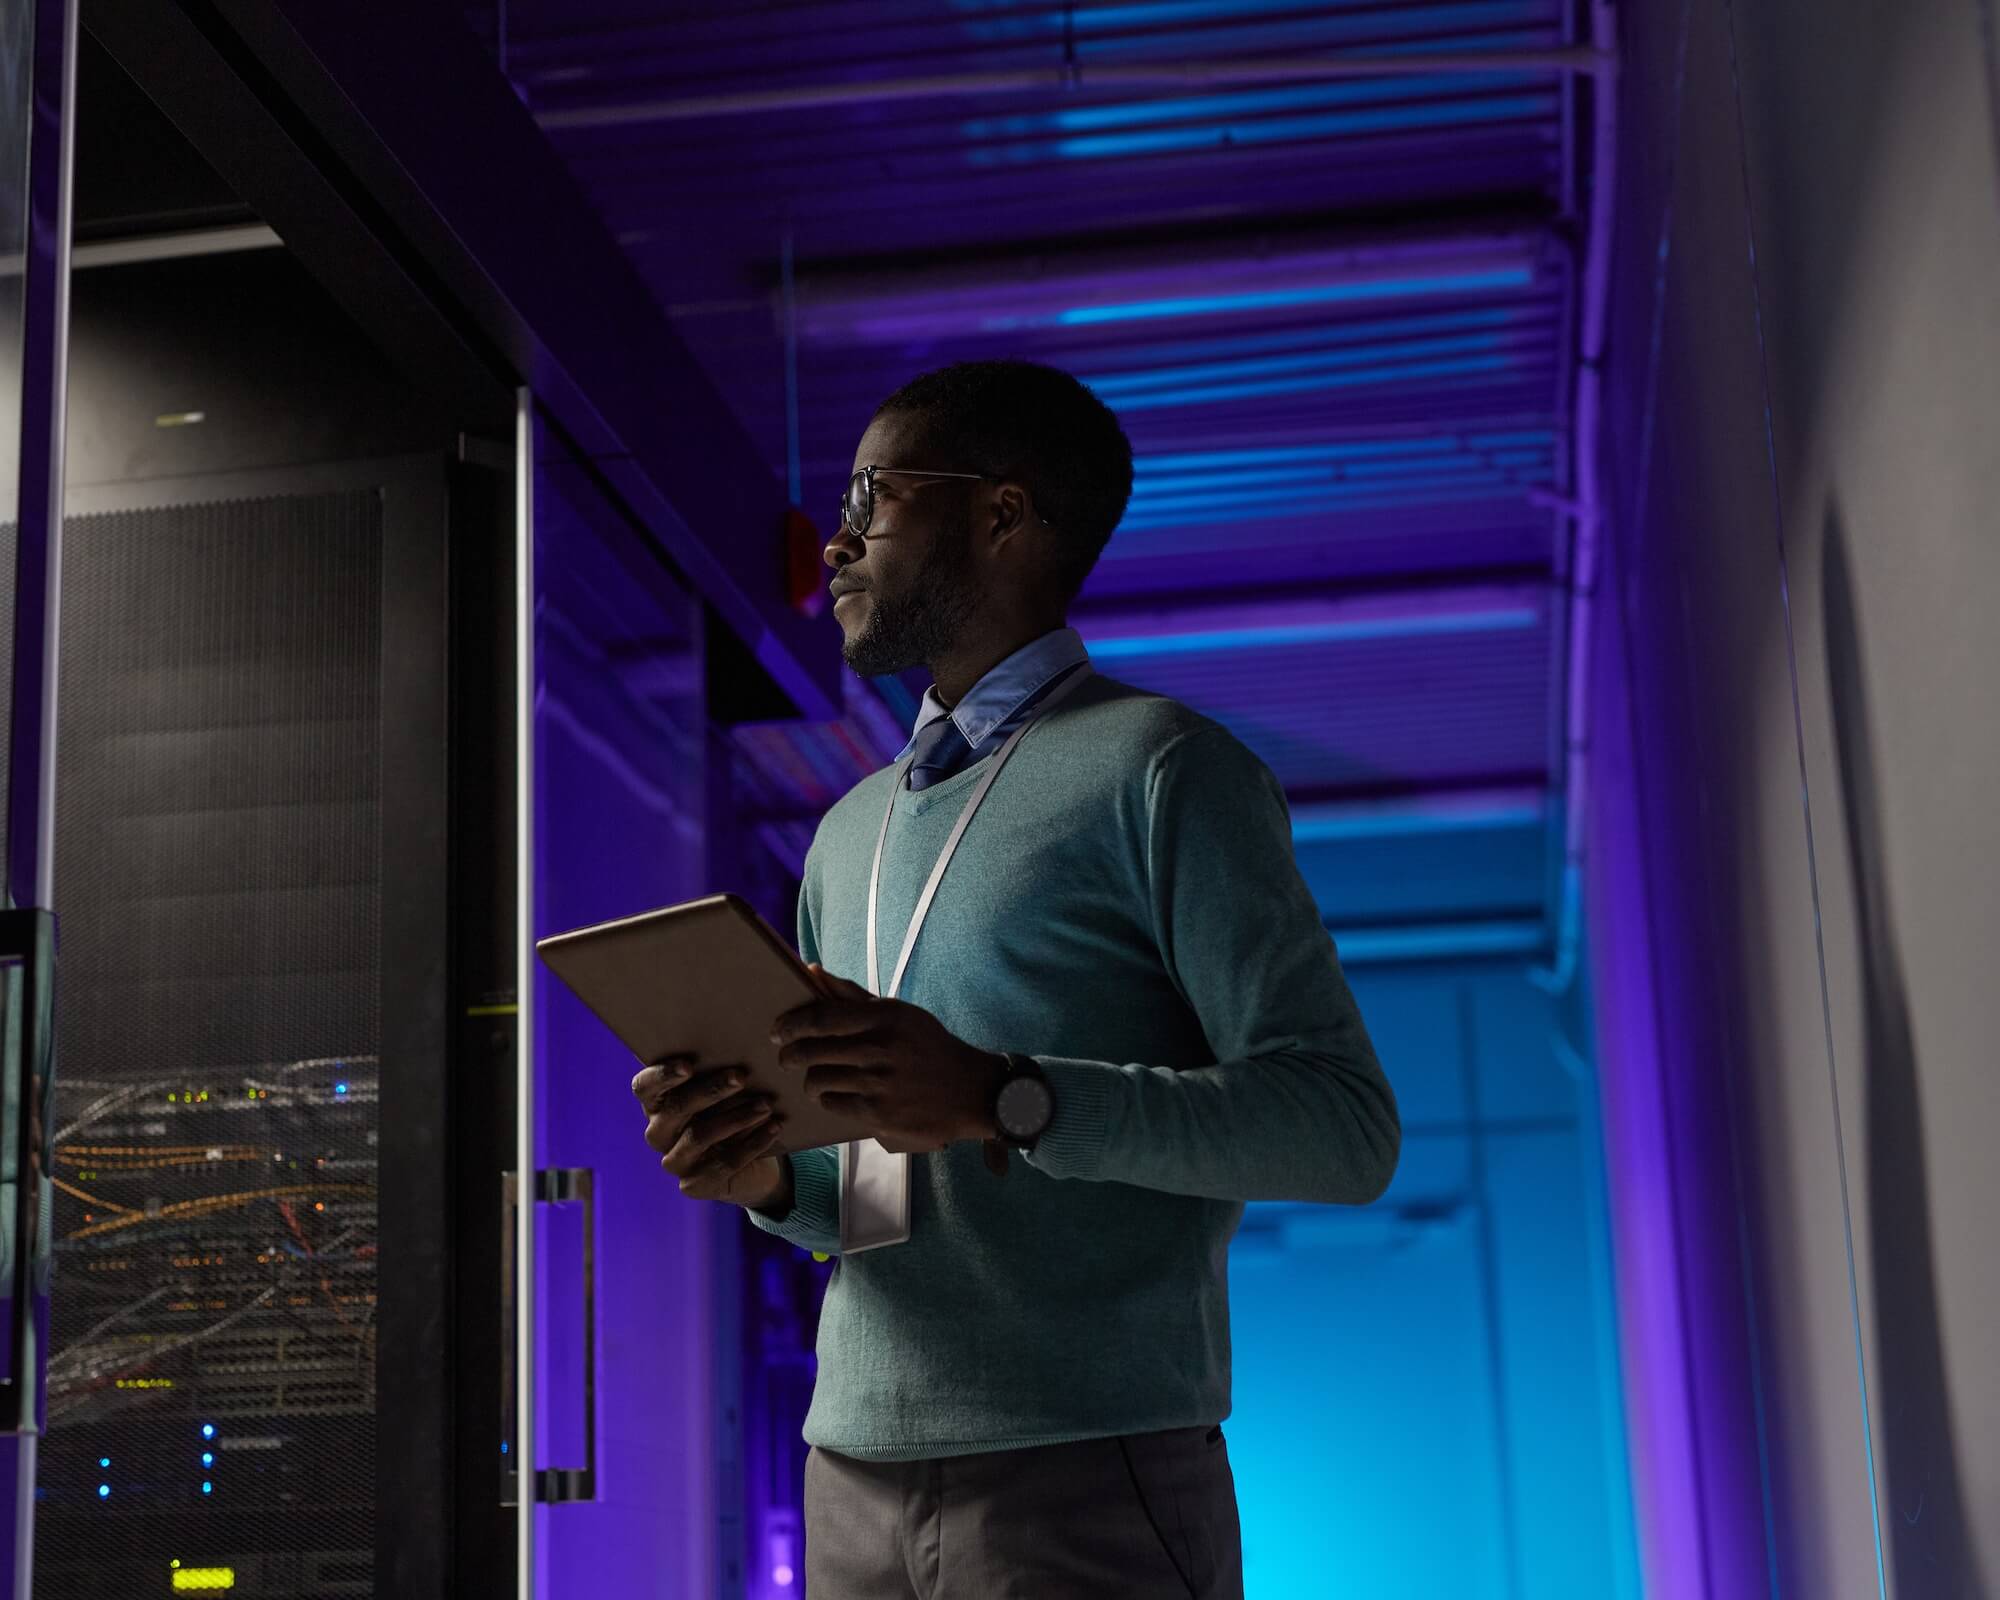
[[838, 1138, 911, 1253]]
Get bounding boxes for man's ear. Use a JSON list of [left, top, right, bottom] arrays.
[[989, 481, 1032, 544]]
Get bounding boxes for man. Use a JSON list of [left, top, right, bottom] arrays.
[[631, 360, 1400, 1598]]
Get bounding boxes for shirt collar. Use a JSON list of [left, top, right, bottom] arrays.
[[895, 627, 1091, 762]]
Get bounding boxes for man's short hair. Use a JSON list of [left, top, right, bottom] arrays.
[[874, 359, 1133, 606]]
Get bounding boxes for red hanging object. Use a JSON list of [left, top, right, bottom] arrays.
[[784, 506, 828, 618]]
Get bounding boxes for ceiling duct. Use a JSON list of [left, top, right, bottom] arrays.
[[786, 225, 1554, 344]]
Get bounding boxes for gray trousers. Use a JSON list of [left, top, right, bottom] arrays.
[[803, 1424, 1244, 1599]]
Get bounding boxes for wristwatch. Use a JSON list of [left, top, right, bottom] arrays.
[[993, 1052, 1055, 1149]]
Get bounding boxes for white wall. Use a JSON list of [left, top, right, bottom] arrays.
[[1592, 1, 2000, 1594]]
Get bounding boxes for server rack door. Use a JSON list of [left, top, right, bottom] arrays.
[[514, 414, 723, 1598]]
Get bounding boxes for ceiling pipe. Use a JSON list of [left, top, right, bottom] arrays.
[[1531, 0, 1617, 996], [536, 48, 1616, 130]]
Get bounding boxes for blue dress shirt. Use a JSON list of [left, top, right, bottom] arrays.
[[893, 626, 1093, 777]]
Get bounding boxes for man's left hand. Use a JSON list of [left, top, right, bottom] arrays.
[[772, 964, 1008, 1154]]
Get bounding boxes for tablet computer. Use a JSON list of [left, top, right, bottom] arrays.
[[536, 892, 857, 1154]]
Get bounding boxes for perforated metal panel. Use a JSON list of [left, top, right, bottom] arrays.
[[33, 491, 383, 1600]]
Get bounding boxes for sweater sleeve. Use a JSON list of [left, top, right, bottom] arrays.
[[744, 843, 843, 1254], [1022, 725, 1401, 1205]]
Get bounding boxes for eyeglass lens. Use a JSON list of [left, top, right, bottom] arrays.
[[842, 471, 872, 537]]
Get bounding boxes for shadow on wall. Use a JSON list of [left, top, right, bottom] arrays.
[[1823, 506, 1987, 1600]]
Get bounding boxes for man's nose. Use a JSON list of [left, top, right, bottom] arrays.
[[823, 524, 863, 568]]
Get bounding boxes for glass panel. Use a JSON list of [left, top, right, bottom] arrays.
[[0, 0, 30, 532], [529, 424, 714, 1594], [0, 0, 38, 1415]]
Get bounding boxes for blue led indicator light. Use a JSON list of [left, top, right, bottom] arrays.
[[201, 1452, 214, 1467], [201, 1482, 213, 1495], [97, 1485, 110, 1499], [201, 1424, 215, 1439], [98, 1457, 110, 1468]]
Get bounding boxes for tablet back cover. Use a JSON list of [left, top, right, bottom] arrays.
[[536, 894, 856, 1153]]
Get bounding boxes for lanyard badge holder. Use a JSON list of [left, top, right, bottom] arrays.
[[837, 664, 1093, 1254]]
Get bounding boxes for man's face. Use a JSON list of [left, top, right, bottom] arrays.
[[825, 412, 988, 679]]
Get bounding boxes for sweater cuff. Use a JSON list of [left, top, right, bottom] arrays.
[[1021, 1055, 1117, 1181], [745, 1148, 841, 1253]]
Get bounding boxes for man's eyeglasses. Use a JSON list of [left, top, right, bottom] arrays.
[[839, 465, 992, 540]]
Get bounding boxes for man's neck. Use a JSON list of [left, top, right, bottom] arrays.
[[930, 617, 1065, 710]]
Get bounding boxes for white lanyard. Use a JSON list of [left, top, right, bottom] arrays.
[[866, 662, 1093, 1001]]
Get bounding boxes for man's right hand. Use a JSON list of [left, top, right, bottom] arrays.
[[631, 1056, 792, 1214]]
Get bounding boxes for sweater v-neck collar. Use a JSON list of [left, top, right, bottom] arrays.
[[891, 747, 996, 815]]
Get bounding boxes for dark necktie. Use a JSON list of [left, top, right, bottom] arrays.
[[905, 714, 974, 791], [904, 663, 1087, 792]]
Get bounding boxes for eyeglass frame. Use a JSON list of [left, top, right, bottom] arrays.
[[839, 464, 1053, 540]]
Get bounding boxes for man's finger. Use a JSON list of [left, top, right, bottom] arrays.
[[684, 1120, 786, 1188], [801, 1063, 877, 1099], [631, 1057, 695, 1104], [649, 1063, 748, 1120], [771, 997, 880, 1044], [661, 1093, 772, 1166], [778, 1031, 896, 1074], [814, 1090, 874, 1122]]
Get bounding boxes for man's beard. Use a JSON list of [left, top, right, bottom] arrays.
[[841, 510, 986, 679]]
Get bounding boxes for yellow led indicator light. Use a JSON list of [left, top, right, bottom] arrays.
[[171, 1567, 235, 1591]]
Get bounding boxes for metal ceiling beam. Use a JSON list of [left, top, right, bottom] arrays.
[[0, 221, 283, 277], [1070, 562, 1555, 620], [742, 771, 1551, 830], [1071, 578, 1547, 663], [536, 49, 1617, 131]]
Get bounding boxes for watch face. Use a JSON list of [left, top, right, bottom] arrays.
[[997, 1074, 1054, 1141]]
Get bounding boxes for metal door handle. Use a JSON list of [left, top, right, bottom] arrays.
[[501, 1165, 596, 1505]]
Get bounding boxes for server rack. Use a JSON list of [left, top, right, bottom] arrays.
[[24, 451, 498, 1598]]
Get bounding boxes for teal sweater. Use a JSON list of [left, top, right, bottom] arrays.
[[748, 671, 1400, 1460]]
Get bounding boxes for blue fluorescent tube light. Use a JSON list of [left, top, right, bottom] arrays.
[[1057, 266, 1534, 327], [1330, 918, 1547, 964], [793, 237, 1548, 344], [1082, 608, 1537, 661], [1292, 789, 1546, 843]]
